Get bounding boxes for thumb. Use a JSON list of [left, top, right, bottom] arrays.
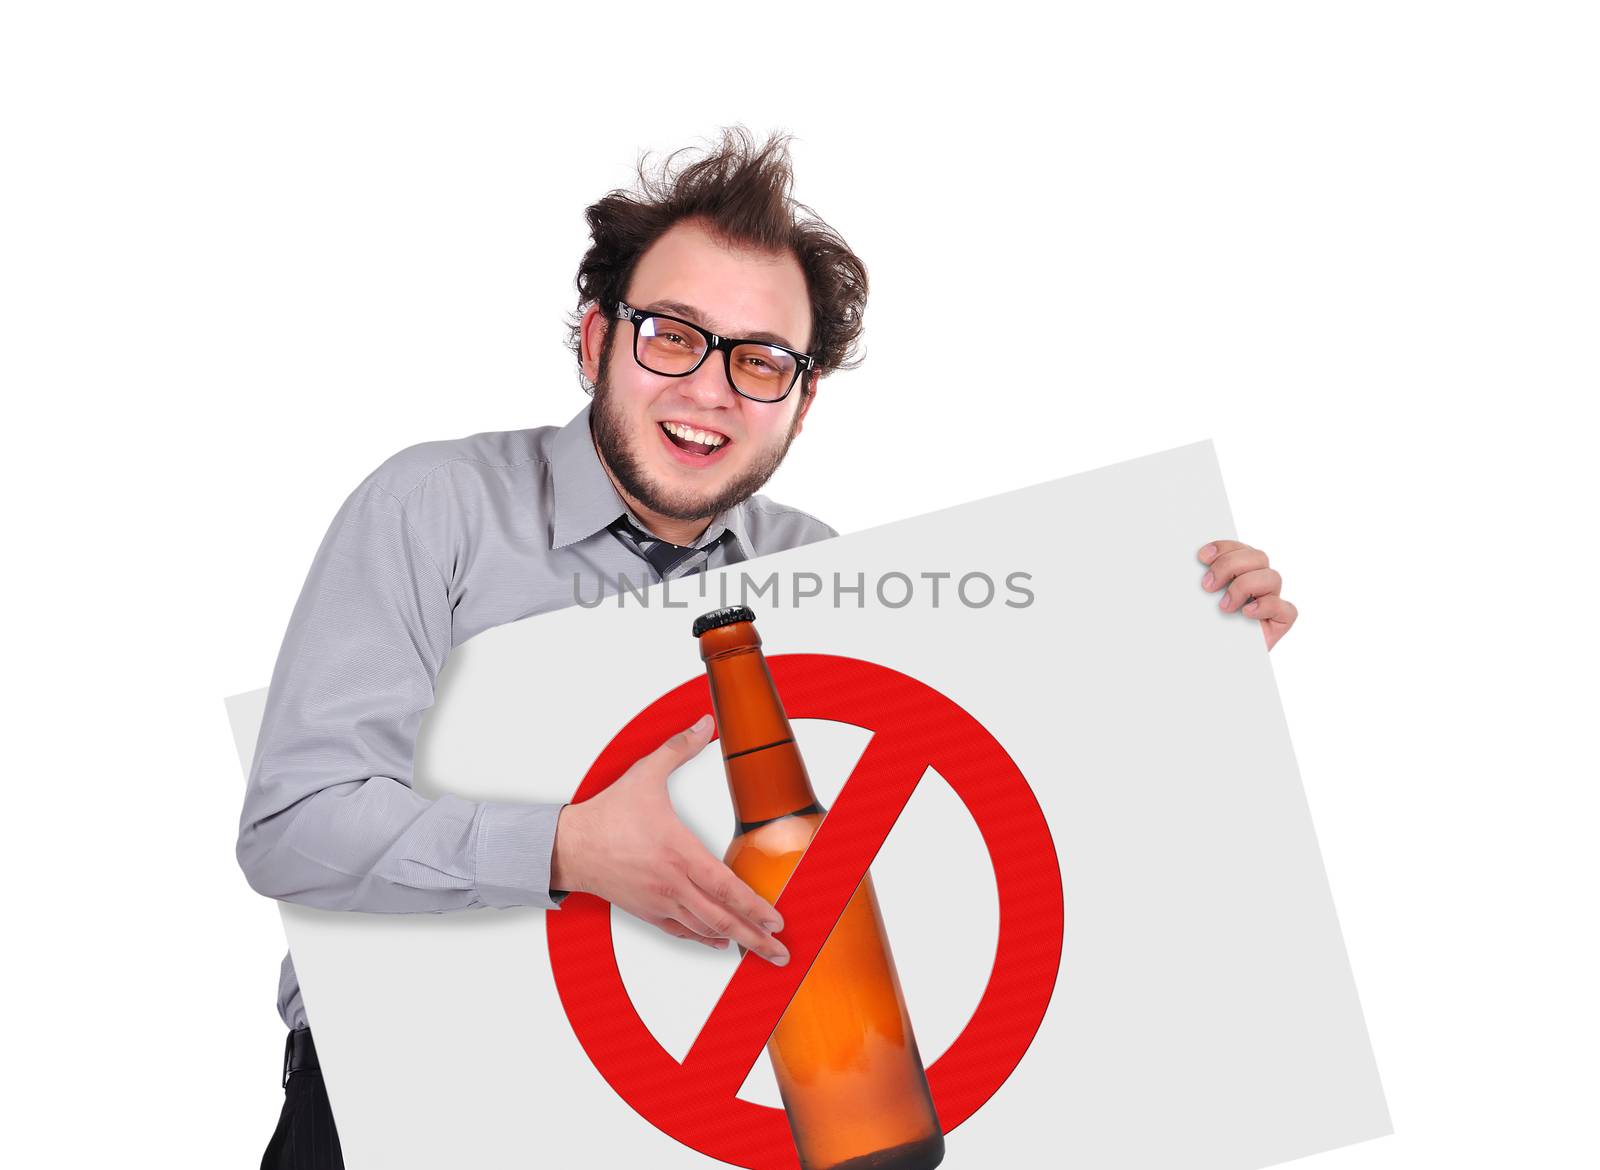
[[652, 714, 715, 770]]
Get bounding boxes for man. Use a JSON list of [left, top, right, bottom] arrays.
[[237, 127, 1298, 1169]]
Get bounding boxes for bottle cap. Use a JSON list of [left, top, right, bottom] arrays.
[[692, 605, 756, 638]]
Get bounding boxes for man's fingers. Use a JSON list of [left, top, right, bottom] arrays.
[[661, 897, 724, 941], [647, 715, 716, 772], [1219, 568, 1282, 611], [1201, 546, 1269, 592], [672, 906, 723, 940], [1242, 595, 1298, 651], [685, 851, 784, 933], [658, 917, 730, 950], [676, 880, 789, 965], [1242, 594, 1298, 627], [1200, 541, 1296, 650], [1198, 540, 1247, 565]]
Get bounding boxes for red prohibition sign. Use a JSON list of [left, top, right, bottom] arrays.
[[547, 654, 1064, 1170]]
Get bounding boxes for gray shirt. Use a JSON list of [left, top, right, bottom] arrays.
[[237, 401, 837, 1030]]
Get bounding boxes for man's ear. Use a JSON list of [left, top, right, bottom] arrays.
[[793, 371, 819, 436], [579, 304, 608, 386]]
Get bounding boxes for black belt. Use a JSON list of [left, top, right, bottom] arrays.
[[281, 1027, 321, 1089]]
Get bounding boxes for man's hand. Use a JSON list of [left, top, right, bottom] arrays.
[[549, 714, 790, 965], [1199, 540, 1298, 651]]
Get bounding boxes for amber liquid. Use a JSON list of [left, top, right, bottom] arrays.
[[702, 621, 944, 1170]]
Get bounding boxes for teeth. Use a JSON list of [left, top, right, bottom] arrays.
[[663, 421, 726, 447]]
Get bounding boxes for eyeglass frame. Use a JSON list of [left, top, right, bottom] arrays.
[[612, 301, 818, 404]]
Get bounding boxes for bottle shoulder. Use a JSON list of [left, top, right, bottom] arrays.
[[725, 810, 824, 867]]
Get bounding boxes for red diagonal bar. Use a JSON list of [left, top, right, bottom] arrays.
[[678, 730, 928, 1098]]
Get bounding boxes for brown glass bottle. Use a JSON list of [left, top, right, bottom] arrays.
[[694, 606, 945, 1170]]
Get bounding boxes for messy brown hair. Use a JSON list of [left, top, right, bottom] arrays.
[[567, 126, 869, 397]]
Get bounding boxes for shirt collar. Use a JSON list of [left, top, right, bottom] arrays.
[[691, 505, 751, 558], [548, 400, 753, 556]]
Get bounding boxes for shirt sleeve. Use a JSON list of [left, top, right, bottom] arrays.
[[236, 477, 572, 913]]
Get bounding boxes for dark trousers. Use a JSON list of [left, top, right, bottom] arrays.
[[261, 1028, 345, 1169]]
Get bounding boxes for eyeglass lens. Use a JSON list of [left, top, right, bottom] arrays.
[[636, 315, 797, 401]]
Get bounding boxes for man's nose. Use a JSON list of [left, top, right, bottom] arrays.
[[682, 348, 736, 406]]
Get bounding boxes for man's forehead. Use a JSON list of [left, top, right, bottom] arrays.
[[626, 221, 812, 351]]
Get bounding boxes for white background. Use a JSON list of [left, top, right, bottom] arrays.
[[3, 2, 1594, 1165]]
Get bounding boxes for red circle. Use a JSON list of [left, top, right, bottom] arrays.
[[547, 654, 1064, 1169]]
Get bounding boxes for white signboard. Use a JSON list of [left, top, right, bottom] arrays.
[[227, 440, 1389, 1169]]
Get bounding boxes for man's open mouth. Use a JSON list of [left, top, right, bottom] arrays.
[[658, 419, 731, 460]]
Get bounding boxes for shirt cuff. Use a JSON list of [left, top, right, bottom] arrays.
[[475, 801, 571, 910]]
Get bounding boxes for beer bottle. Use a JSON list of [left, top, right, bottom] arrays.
[[694, 606, 945, 1170]]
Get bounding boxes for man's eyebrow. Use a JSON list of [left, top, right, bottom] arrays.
[[641, 299, 799, 351]]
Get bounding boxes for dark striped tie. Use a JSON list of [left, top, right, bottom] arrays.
[[606, 515, 727, 581]]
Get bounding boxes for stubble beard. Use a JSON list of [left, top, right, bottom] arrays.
[[589, 335, 804, 523]]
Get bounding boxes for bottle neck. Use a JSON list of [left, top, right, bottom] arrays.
[[702, 638, 821, 826]]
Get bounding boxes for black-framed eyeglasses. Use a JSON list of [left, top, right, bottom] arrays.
[[613, 301, 817, 403]]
